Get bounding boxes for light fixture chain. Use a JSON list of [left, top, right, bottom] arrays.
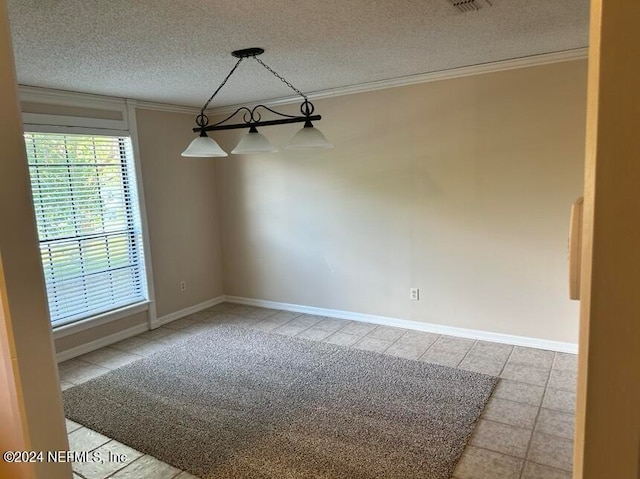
[[201, 57, 245, 113], [253, 56, 308, 100]]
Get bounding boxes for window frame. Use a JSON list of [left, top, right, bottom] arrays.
[[19, 95, 157, 338], [25, 131, 148, 327]]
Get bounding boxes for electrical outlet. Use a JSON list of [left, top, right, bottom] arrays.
[[410, 288, 420, 301], [180, 280, 187, 292]]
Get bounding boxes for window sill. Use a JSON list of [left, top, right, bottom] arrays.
[[52, 301, 150, 340]]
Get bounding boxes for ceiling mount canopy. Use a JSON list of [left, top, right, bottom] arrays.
[[181, 48, 333, 157], [231, 47, 265, 58]]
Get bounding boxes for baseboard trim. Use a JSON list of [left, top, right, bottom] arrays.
[[55, 323, 149, 363], [56, 295, 227, 362], [225, 296, 578, 354], [152, 296, 226, 328], [55, 294, 577, 361]]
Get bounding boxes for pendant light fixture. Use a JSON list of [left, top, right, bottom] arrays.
[[182, 48, 333, 157], [231, 127, 278, 154]]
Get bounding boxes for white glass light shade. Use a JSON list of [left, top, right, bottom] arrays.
[[285, 125, 334, 150], [181, 135, 228, 157], [231, 130, 278, 154]]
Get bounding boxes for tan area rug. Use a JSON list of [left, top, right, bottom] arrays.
[[63, 325, 497, 478]]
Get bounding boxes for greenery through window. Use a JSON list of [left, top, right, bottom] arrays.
[[24, 132, 147, 326]]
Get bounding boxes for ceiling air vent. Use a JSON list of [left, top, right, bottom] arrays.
[[449, 0, 492, 12]]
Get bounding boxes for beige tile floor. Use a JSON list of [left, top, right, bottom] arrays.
[[60, 303, 577, 479]]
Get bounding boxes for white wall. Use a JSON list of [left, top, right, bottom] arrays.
[[135, 108, 225, 318], [213, 60, 587, 344]]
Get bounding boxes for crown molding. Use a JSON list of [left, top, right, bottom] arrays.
[[18, 85, 199, 115], [207, 47, 588, 115], [132, 100, 199, 114], [18, 48, 587, 117], [19, 85, 127, 109]]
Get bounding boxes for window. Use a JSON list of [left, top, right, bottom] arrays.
[[24, 132, 147, 327]]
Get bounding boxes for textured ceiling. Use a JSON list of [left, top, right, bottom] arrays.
[[7, 0, 589, 108]]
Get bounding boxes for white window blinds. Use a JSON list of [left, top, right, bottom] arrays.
[[24, 132, 147, 326]]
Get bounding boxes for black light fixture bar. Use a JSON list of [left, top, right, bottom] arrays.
[[193, 100, 321, 133], [194, 114, 321, 133]]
